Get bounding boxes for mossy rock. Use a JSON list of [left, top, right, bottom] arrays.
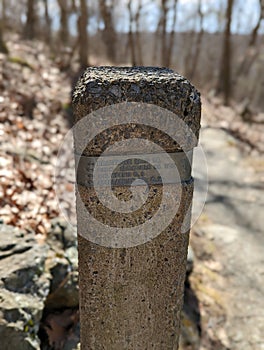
[[8, 56, 33, 69]]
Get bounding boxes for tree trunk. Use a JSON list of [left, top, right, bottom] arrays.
[[0, 20, 8, 53], [23, 0, 36, 40], [57, 0, 69, 44], [249, 0, 264, 46], [1, 0, 7, 29], [71, 0, 77, 12], [127, 1, 136, 66], [159, 0, 177, 67], [235, 0, 263, 78], [78, 0, 89, 70], [217, 0, 234, 106], [99, 0, 117, 62], [43, 0, 51, 43], [166, 0, 178, 67], [160, 0, 169, 67], [127, 0, 143, 66], [189, 0, 204, 80], [0, 0, 7, 52], [134, 0, 143, 66], [152, 18, 162, 65], [184, 31, 195, 77]]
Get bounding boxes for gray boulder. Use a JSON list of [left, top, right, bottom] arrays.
[[0, 224, 50, 350]]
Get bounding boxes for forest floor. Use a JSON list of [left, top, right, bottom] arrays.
[[187, 109, 264, 349], [0, 35, 263, 349]]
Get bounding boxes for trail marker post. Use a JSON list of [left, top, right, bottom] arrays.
[[72, 67, 201, 349]]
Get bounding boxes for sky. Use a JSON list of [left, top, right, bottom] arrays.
[[113, 0, 262, 34], [45, 0, 263, 35]]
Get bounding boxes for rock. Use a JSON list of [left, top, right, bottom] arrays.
[[45, 271, 79, 309], [0, 221, 201, 350], [47, 218, 77, 250], [38, 220, 79, 348], [0, 222, 79, 349], [65, 246, 78, 269], [45, 220, 78, 310], [0, 221, 202, 350], [179, 310, 201, 350], [180, 270, 201, 349], [62, 322, 80, 350], [0, 224, 50, 350], [186, 244, 194, 275]]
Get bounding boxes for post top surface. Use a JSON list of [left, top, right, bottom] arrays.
[[72, 66, 201, 152], [76, 66, 180, 81], [72, 66, 197, 105]]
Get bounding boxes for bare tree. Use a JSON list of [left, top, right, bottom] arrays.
[[134, 0, 143, 65], [127, 1, 137, 65], [217, 0, 234, 105], [152, 16, 161, 65], [23, 0, 37, 40], [0, 0, 8, 53], [160, 0, 169, 66], [42, 0, 51, 43], [235, 0, 264, 78], [166, 0, 178, 67], [1, 0, 7, 29], [127, 0, 143, 66], [1, 0, 24, 34], [156, 0, 178, 67], [249, 0, 264, 46], [99, 0, 117, 62], [57, 0, 69, 44], [71, 0, 77, 12], [0, 20, 8, 53], [189, 0, 204, 80], [77, 0, 89, 70], [183, 30, 195, 77]]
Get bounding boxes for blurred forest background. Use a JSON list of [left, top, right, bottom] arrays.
[[0, 1, 264, 350], [0, 0, 263, 109]]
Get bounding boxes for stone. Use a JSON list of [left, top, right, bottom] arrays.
[[186, 244, 195, 275], [0, 224, 50, 350], [44, 220, 79, 310], [47, 218, 77, 250], [73, 67, 201, 349], [0, 222, 80, 349], [45, 271, 79, 309]]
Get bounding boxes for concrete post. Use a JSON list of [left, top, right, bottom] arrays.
[[72, 67, 201, 349]]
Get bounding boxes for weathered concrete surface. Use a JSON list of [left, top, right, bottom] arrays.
[[73, 67, 201, 349]]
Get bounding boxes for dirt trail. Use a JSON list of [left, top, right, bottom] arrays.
[[191, 113, 264, 349]]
